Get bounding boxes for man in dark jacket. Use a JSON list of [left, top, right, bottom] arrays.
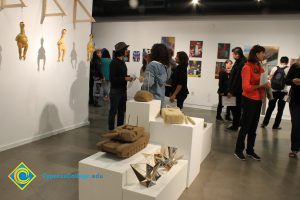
[[108, 42, 134, 130], [227, 47, 247, 131]]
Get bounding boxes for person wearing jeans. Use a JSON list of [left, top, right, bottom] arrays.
[[262, 57, 290, 129], [108, 42, 134, 131], [235, 45, 271, 161], [285, 58, 300, 158]]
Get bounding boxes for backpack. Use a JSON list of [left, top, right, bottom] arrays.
[[271, 66, 287, 90]]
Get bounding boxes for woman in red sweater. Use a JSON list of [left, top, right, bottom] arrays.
[[234, 45, 271, 161]]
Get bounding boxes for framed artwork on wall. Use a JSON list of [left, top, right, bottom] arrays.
[[189, 41, 203, 58], [264, 46, 279, 74], [161, 36, 175, 52], [217, 43, 231, 59], [215, 62, 224, 79], [188, 60, 202, 78], [133, 51, 140, 62]]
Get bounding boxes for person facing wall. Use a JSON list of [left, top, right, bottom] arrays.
[[141, 43, 169, 107], [90, 49, 104, 107], [101, 48, 112, 101], [234, 45, 271, 161], [169, 51, 189, 109]]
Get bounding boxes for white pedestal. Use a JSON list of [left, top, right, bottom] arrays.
[[126, 99, 161, 132], [123, 160, 188, 200], [79, 144, 161, 200], [200, 123, 213, 163], [149, 117, 204, 187]]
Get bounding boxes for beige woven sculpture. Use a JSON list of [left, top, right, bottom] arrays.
[[87, 34, 95, 61], [161, 107, 196, 125], [134, 90, 154, 102], [15, 22, 28, 60], [57, 29, 67, 62]]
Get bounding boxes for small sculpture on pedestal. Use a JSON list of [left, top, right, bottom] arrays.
[[87, 33, 95, 61], [57, 29, 67, 62], [15, 22, 28, 60], [130, 162, 161, 187]]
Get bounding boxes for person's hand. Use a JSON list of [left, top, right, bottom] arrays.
[[125, 76, 134, 82], [170, 95, 176, 103], [293, 78, 300, 85], [139, 76, 144, 83], [262, 82, 271, 89]]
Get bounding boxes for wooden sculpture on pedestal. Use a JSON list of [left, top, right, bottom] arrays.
[[57, 29, 67, 62], [15, 22, 28, 60], [87, 34, 95, 61]]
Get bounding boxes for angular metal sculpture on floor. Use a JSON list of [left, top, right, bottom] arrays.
[[15, 22, 28, 60]]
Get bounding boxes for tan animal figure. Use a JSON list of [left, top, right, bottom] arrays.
[[15, 22, 28, 60], [87, 34, 95, 61], [57, 29, 67, 62]]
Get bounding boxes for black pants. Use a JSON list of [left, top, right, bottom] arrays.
[[108, 89, 127, 130], [262, 91, 287, 128], [217, 94, 232, 118], [177, 94, 188, 109], [289, 101, 300, 152], [89, 75, 94, 104], [232, 94, 242, 128], [235, 96, 262, 154]]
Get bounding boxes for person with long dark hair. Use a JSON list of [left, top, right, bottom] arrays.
[[90, 49, 104, 107], [227, 47, 247, 131], [108, 42, 134, 130], [285, 56, 300, 158], [169, 51, 189, 109], [101, 48, 112, 101], [234, 45, 271, 161], [216, 59, 233, 121], [142, 43, 170, 107]]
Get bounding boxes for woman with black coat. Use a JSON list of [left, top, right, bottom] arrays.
[[90, 49, 104, 106], [169, 51, 189, 109]]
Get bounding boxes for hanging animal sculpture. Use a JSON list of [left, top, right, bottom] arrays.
[[87, 33, 95, 61], [57, 29, 67, 62], [15, 22, 28, 60]]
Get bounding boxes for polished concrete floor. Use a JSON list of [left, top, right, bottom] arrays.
[[0, 102, 299, 200]]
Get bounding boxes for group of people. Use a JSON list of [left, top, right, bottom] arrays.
[[89, 42, 190, 131], [216, 45, 300, 159]]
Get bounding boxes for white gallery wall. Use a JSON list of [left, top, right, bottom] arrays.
[[0, 0, 93, 151], [92, 15, 300, 119]]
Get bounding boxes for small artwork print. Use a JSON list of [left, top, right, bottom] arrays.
[[189, 41, 203, 58], [188, 60, 202, 78], [215, 62, 224, 79], [161, 36, 175, 52], [124, 50, 130, 62], [133, 51, 140, 62], [143, 48, 151, 57], [264, 46, 279, 74], [290, 58, 298, 66], [217, 43, 231, 59]]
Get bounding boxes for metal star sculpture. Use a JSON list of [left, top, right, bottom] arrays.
[[154, 146, 183, 171], [130, 162, 161, 187]]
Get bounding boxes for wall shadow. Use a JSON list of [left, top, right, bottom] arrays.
[[69, 61, 89, 124], [39, 103, 63, 135], [0, 45, 2, 70], [71, 42, 78, 69], [37, 38, 46, 71]]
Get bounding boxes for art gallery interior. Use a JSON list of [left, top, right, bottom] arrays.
[[0, 0, 300, 200]]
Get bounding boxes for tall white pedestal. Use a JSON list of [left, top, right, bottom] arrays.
[[126, 99, 161, 132], [79, 144, 161, 200], [200, 123, 213, 163], [149, 117, 204, 187], [123, 160, 188, 200]]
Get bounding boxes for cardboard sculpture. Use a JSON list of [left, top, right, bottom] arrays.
[[96, 125, 150, 158], [87, 34, 94, 61], [57, 29, 67, 62], [134, 90, 154, 102], [161, 107, 185, 124], [15, 22, 28, 60], [130, 162, 161, 187]]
